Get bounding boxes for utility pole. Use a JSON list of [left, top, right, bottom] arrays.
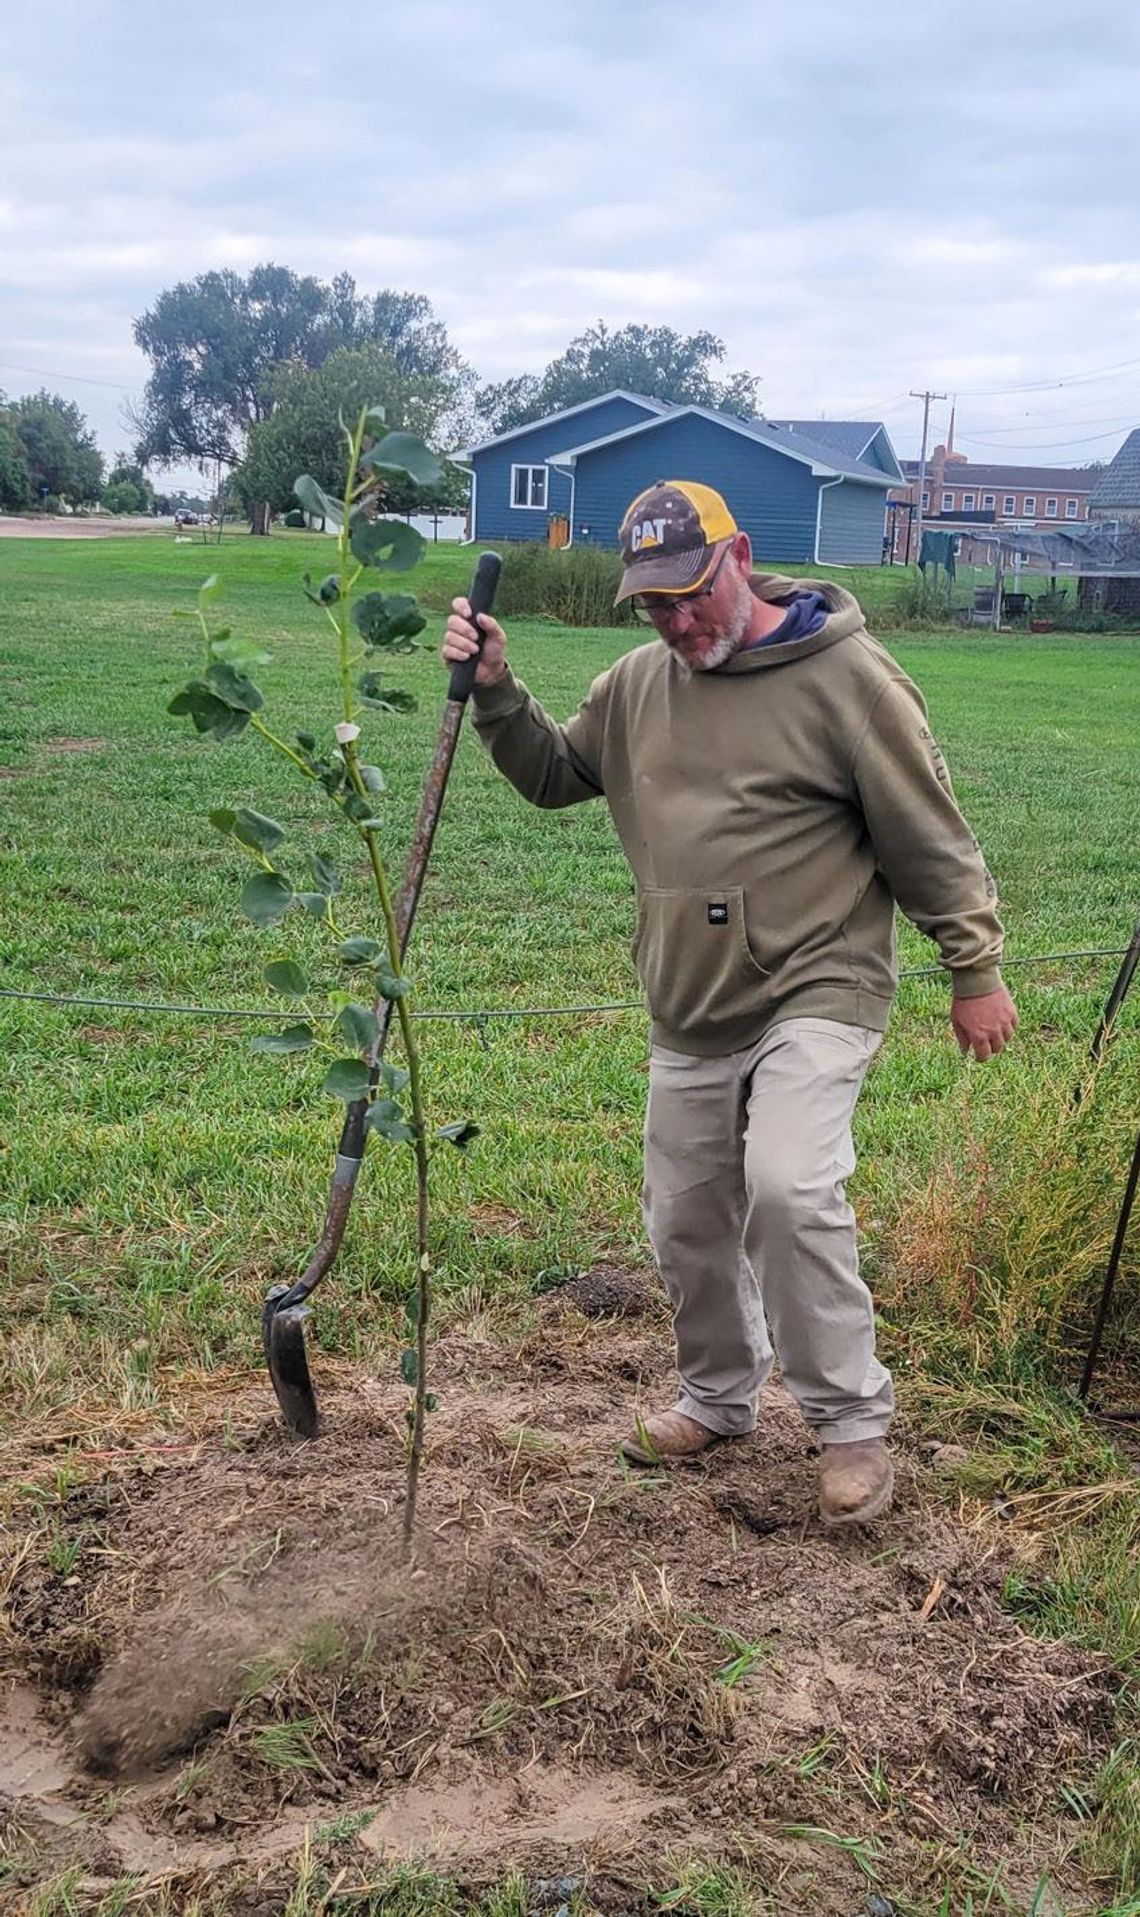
[[910, 388, 946, 566]]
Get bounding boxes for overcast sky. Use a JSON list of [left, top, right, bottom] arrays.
[[2, 0, 1139, 486]]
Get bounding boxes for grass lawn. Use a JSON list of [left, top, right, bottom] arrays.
[[1, 530, 1139, 1914]]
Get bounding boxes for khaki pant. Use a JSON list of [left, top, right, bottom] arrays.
[[642, 1016, 893, 1444]]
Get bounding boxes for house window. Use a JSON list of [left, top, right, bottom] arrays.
[[1003, 495, 1016, 515], [962, 493, 976, 510], [983, 494, 995, 509], [941, 491, 954, 511], [1065, 498, 1079, 518], [511, 464, 547, 510], [1023, 496, 1037, 515], [1045, 497, 1058, 517], [921, 490, 930, 510]]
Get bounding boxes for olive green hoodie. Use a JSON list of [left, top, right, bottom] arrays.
[[472, 575, 1004, 1056]]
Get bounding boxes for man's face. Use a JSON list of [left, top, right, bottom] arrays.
[[637, 537, 754, 671]]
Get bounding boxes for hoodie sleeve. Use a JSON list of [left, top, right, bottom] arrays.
[[851, 674, 1005, 997], [470, 665, 607, 809]]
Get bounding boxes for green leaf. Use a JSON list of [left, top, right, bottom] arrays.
[[358, 675, 418, 715], [240, 872, 294, 926], [343, 790, 377, 825], [208, 807, 237, 836], [400, 1347, 419, 1386], [436, 1119, 481, 1150], [335, 1002, 380, 1052], [317, 574, 340, 605], [296, 730, 317, 752], [380, 1062, 410, 1094], [404, 1288, 421, 1326], [264, 959, 308, 997], [338, 936, 382, 966], [309, 851, 341, 896], [198, 574, 223, 604], [365, 1097, 413, 1143], [294, 474, 342, 525], [297, 891, 329, 917], [425, 1393, 439, 1413], [350, 517, 423, 572], [206, 660, 264, 714], [365, 405, 387, 426], [358, 763, 385, 796], [210, 634, 272, 669], [233, 807, 285, 855], [375, 967, 409, 1000], [249, 1023, 314, 1054], [322, 1059, 372, 1101], [168, 682, 252, 741], [353, 592, 426, 651], [360, 432, 443, 490]]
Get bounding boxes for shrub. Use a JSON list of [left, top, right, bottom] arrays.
[[496, 543, 637, 628]]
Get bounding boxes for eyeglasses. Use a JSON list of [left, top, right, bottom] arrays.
[[630, 542, 733, 625]]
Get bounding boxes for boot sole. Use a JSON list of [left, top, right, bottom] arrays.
[[818, 1468, 895, 1528]]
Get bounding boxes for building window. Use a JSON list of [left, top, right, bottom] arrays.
[[941, 491, 954, 511], [982, 494, 995, 510], [1023, 496, 1037, 515], [1003, 494, 1016, 515], [921, 490, 930, 510], [511, 464, 547, 510], [1065, 498, 1079, 518], [1045, 497, 1058, 517], [962, 493, 976, 510]]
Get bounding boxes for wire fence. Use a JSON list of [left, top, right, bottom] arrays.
[[0, 947, 1132, 1029]]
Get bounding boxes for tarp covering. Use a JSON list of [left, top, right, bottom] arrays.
[[954, 520, 1140, 578]]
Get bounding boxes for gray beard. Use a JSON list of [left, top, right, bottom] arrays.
[[687, 576, 755, 672]]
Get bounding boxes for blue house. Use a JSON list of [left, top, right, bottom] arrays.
[[460, 392, 903, 566]]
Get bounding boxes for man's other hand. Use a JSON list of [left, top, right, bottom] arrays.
[[442, 598, 509, 688], [951, 985, 1018, 1061]]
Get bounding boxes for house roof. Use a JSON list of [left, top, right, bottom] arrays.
[[768, 419, 903, 478], [900, 459, 1093, 491], [457, 389, 671, 461], [547, 404, 897, 487], [1089, 428, 1140, 508]]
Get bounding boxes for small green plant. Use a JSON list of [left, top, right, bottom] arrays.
[[168, 407, 477, 1552]]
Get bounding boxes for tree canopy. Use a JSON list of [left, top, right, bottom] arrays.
[[475, 321, 761, 437], [132, 266, 473, 476], [5, 391, 103, 505], [231, 346, 469, 519]]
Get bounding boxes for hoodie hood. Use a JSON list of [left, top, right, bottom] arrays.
[[716, 574, 866, 673]]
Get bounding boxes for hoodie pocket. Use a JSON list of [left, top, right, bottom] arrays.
[[633, 886, 770, 1035]]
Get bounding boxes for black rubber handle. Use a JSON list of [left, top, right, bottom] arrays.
[[448, 551, 502, 704]]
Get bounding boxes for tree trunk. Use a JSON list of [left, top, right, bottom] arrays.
[[250, 499, 271, 536]]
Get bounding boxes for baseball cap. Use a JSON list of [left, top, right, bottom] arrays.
[[615, 480, 738, 604]]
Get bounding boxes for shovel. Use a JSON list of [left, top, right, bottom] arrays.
[[262, 551, 503, 1438]]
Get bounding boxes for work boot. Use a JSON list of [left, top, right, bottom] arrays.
[[818, 1438, 894, 1526], [621, 1408, 720, 1465]]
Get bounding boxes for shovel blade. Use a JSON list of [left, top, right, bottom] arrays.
[[263, 1290, 320, 1440]]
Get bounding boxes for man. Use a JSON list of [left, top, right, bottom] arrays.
[[442, 481, 1017, 1526]]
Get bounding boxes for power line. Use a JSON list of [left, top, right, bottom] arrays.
[[953, 354, 1140, 400], [957, 426, 1130, 453], [0, 361, 139, 394]]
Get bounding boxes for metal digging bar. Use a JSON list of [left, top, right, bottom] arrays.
[[1076, 916, 1140, 1416], [262, 551, 503, 1438]]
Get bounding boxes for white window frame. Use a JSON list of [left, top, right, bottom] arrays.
[[962, 492, 976, 510], [941, 490, 954, 511], [1023, 495, 1037, 515], [1045, 497, 1058, 518], [511, 463, 548, 510], [982, 493, 995, 509], [921, 489, 930, 510], [1065, 497, 1079, 518], [1003, 494, 1016, 515]]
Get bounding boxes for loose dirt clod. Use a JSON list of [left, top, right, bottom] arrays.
[[0, 1312, 1117, 1909]]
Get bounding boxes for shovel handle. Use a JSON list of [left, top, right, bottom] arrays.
[[448, 551, 502, 704]]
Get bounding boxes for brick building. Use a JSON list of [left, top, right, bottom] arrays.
[[887, 436, 1093, 562]]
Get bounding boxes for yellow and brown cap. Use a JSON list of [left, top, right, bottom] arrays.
[[614, 480, 738, 603]]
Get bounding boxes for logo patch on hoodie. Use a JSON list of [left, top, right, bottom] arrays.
[[708, 902, 729, 925]]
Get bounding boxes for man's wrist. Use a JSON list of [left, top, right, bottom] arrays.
[[949, 965, 1003, 1000]]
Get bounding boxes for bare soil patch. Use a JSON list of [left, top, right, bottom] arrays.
[[0, 1309, 1115, 1912]]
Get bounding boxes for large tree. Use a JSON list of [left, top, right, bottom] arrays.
[[475, 321, 761, 436], [131, 266, 473, 530], [0, 395, 31, 512], [11, 391, 103, 505], [231, 346, 464, 519]]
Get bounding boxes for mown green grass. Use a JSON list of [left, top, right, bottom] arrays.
[[2, 530, 1140, 1906]]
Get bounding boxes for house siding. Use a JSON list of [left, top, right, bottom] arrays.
[[818, 481, 889, 565], [570, 415, 822, 563], [472, 396, 659, 542]]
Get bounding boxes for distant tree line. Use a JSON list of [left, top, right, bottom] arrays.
[[0, 391, 104, 512]]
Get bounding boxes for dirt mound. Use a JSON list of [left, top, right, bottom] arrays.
[[1, 1314, 1115, 1910]]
